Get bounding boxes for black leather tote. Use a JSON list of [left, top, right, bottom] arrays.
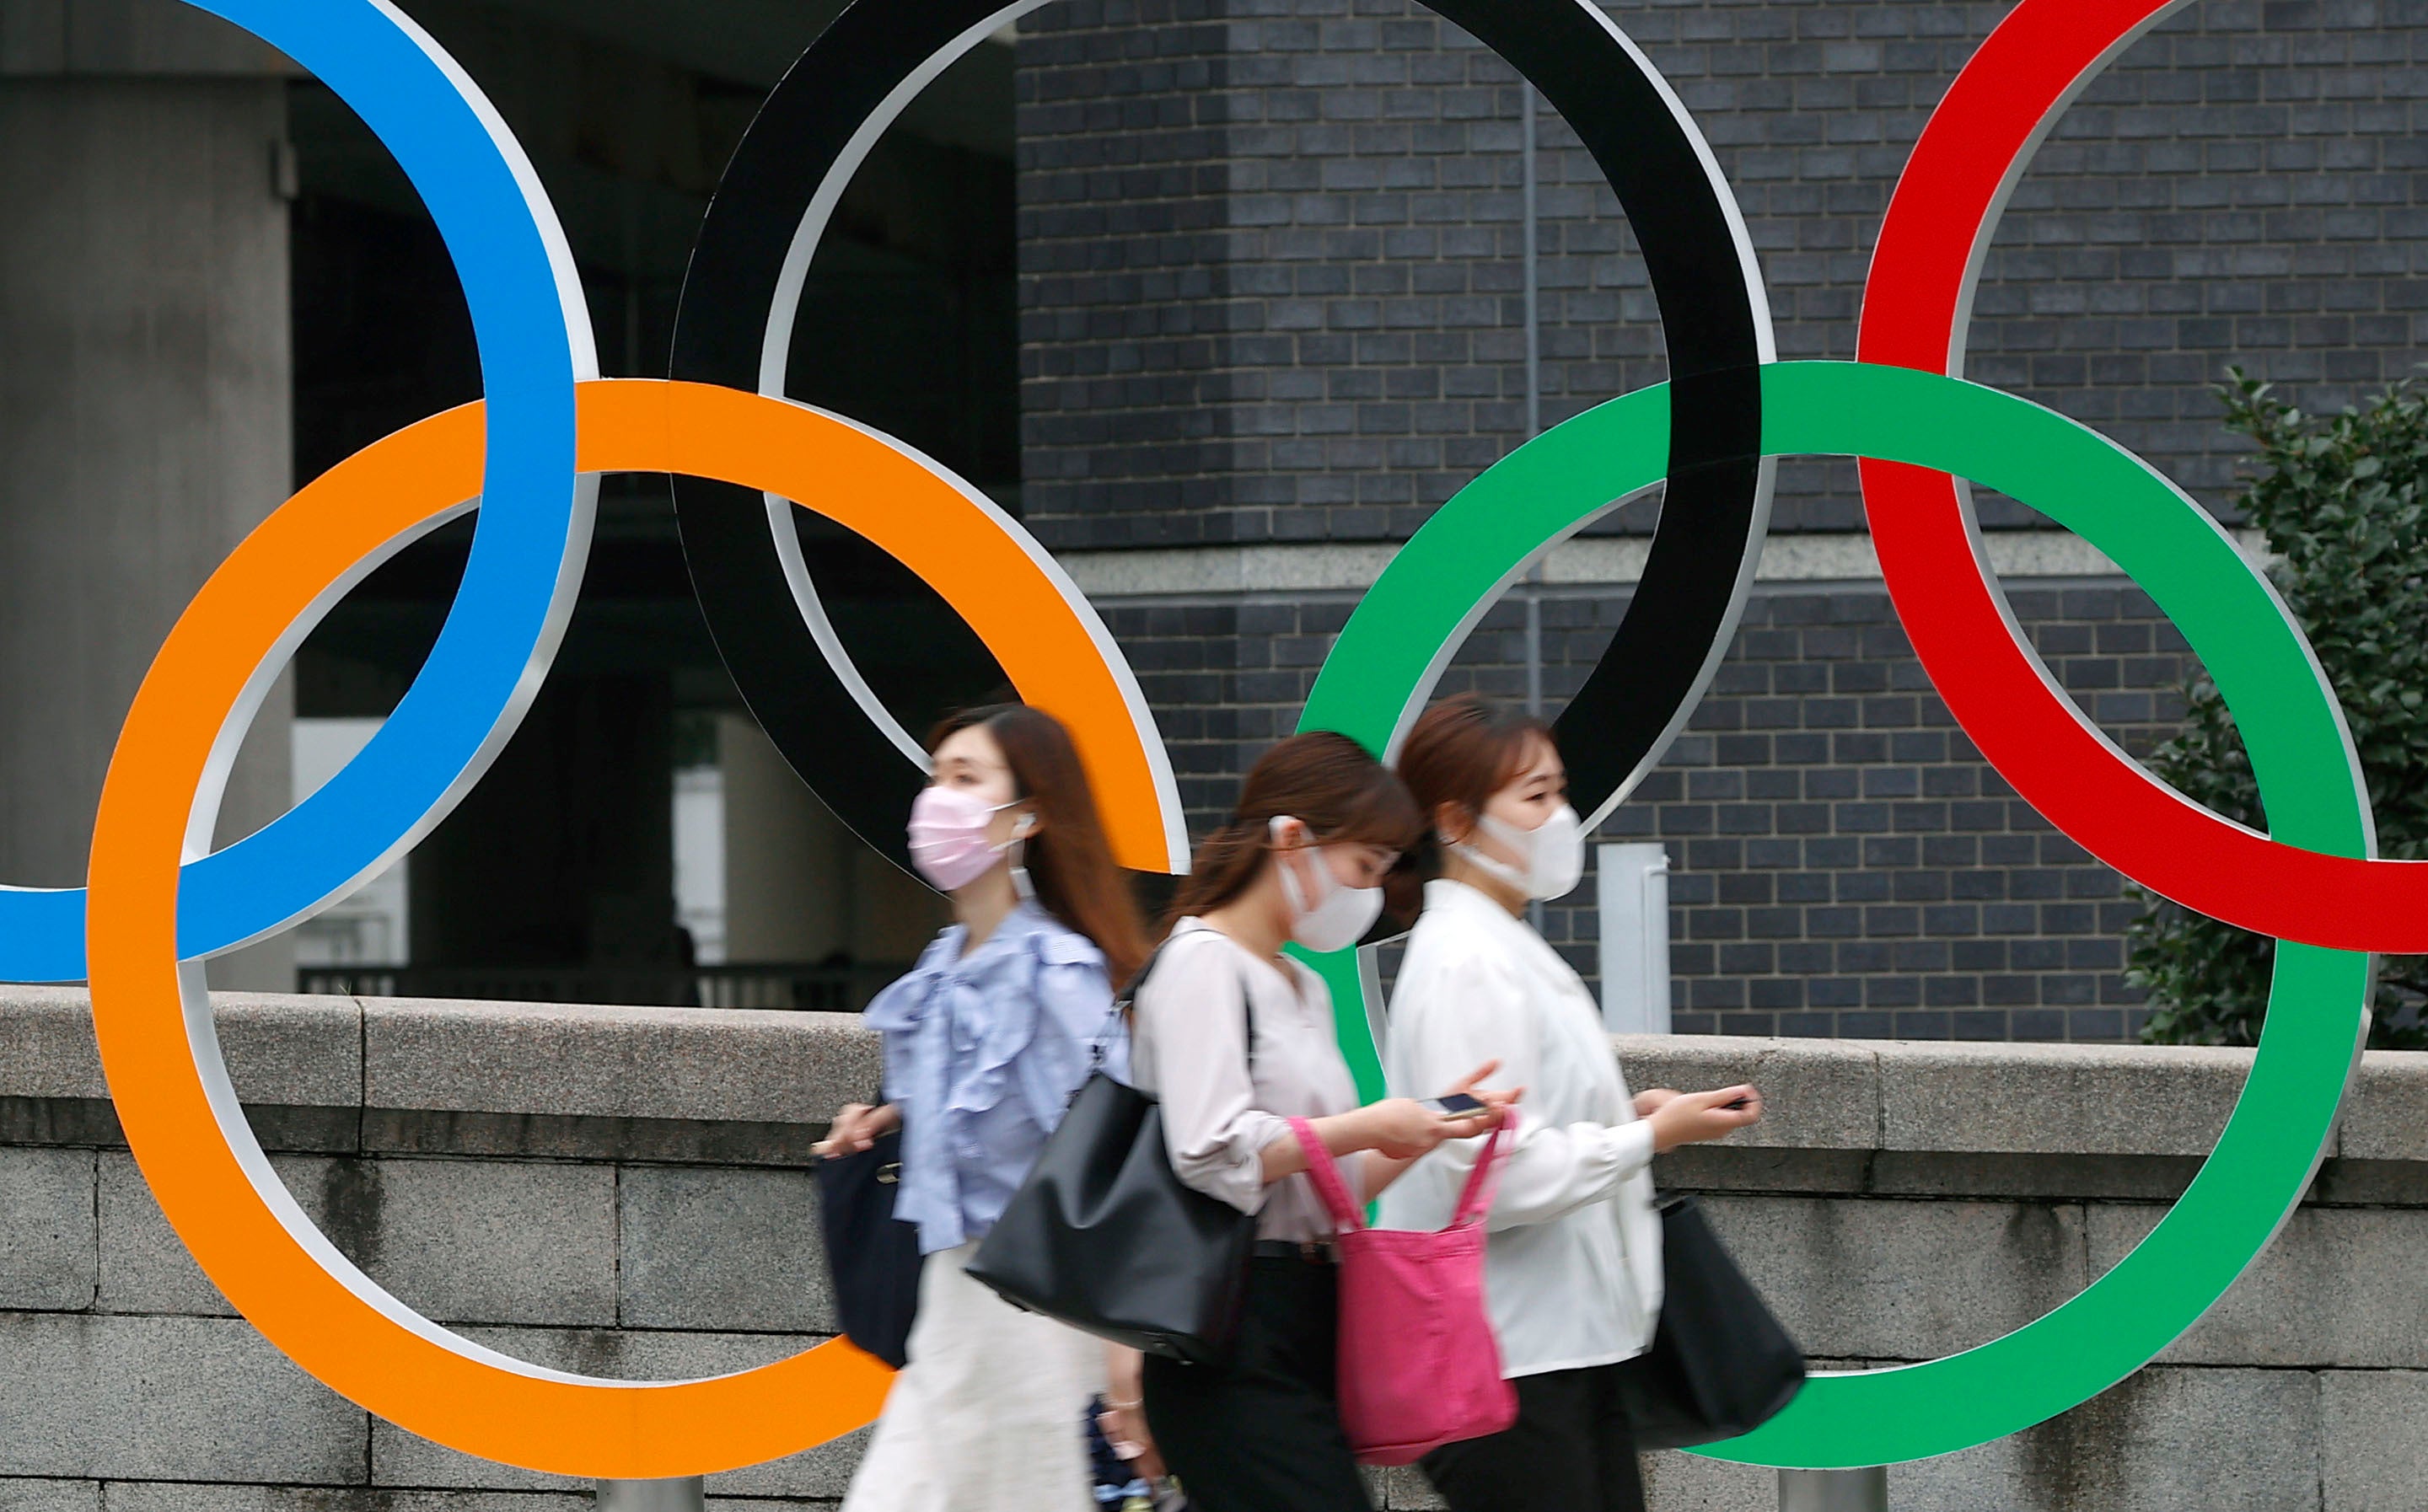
[[1615, 1193, 1807, 1449], [965, 947, 1255, 1363], [812, 1123, 924, 1368]]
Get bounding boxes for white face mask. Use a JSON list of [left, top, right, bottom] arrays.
[[1451, 802, 1586, 901], [1270, 816, 1385, 952]]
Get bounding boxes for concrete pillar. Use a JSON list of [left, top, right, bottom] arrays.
[[719, 712, 943, 973], [719, 712, 848, 965], [594, 1479, 701, 1512], [851, 832, 950, 967], [1780, 1467, 1889, 1512], [0, 5, 298, 989]]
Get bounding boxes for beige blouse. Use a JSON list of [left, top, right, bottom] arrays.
[[1130, 917, 1362, 1242]]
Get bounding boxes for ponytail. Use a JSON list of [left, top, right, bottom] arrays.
[[1166, 820, 1276, 922]]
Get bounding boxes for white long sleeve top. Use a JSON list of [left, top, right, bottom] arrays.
[[1131, 918, 1362, 1243], [1377, 878, 1664, 1377]]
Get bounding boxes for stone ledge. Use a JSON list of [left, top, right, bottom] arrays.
[[0, 986, 358, 1106], [0, 989, 878, 1133], [5, 989, 2420, 1179], [1619, 1032, 2369, 1163], [360, 998, 878, 1124]]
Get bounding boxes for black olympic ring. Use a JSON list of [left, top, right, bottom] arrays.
[[669, 0, 1773, 877]]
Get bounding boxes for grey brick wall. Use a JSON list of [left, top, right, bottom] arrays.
[[1018, 0, 2428, 543], [1624, 584, 2188, 1042], [1015, 0, 2403, 1041], [1017, 0, 1538, 547], [1098, 578, 2188, 1041]]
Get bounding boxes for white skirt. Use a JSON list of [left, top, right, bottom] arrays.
[[842, 1240, 1103, 1512]]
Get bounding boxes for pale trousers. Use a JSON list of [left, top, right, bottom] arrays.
[[841, 1240, 1103, 1512]]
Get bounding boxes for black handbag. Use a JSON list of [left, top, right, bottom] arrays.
[[965, 946, 1256, 1363], [812, 1123, 924, 1368], [1615, 1193, 1807, 1449]]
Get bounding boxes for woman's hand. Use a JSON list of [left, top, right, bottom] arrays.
[[1645, 1086, 1762, 1154], [1346, 1060, 1522, 1159], [1263, 1062, 1524, 1184], [814, 1102, 900, 1158], [1444, 1059, 1526, 1129], [1633, 1087, 1681, 1118], [1349, 1099, 1475, 1160]]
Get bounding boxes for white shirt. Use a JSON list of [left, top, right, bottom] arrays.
[[1131, 918, 1362, 1242], [1378, 878, 1664, 1377]]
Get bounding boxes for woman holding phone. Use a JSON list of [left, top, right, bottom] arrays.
[[816, 704, 1150, 1512], [1382, 695, 1762, 1512], [1110, 731, 1518, 1512]]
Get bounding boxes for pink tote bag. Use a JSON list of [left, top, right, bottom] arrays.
[[1287, 1116, 1518, 1465]]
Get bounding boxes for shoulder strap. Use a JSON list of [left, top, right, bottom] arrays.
[[1094, 927, 1261, 1074], [1234, 949, 1258, 1075], [1088, 936, 1170, 1071], [1285, 1117, 1365, 1233], [1112, 934, 1174, 1015]]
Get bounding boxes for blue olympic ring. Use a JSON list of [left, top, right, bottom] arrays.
[[0, 0, 594, 982]]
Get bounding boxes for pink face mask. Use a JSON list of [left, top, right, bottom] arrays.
[[907, 785, 1022, 893]]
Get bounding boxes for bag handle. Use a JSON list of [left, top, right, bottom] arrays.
[[1290, 1114, 1516, 1234], [1286, 1117, 1366, 1235], [1448, 1114, 1515, 1229]]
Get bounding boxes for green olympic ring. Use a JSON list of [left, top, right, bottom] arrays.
[[1297, 359, 2371, 1466]]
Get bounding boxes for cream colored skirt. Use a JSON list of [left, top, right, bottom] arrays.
[[841, 1240, 1104, 1512]]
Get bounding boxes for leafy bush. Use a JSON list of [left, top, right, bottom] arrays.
[[2129, 372, 2428, 1049]]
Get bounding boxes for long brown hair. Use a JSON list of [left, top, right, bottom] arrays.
[[1398, 694, 1557, 836], [928, 704, 1150, 984], [1167, 731, 1423, 926]]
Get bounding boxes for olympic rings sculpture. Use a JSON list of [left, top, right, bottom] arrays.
[[0, 0, 2394, 1480]]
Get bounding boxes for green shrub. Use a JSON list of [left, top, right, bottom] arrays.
[[2129, 371, 2428, 1049]]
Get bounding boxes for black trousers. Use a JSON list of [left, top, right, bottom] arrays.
[[1143, 1256, 1372, 1512], [1421, 1363, 1649, 1512]]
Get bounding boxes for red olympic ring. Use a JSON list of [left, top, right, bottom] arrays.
[[1855, 0, 2420, 952]]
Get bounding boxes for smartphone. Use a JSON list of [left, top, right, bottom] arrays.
[[1422, 1092, 1487, 1117]]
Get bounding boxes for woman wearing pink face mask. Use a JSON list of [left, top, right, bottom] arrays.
[[818, 704, 1150, 1512], [1116, 732, 1518, 1512]]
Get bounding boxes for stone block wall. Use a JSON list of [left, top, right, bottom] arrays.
[[0, 988, 873, 1502], [3, 989, 2425, 1509]]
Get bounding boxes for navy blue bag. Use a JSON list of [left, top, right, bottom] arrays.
[[813, 1123, 923, 1368]]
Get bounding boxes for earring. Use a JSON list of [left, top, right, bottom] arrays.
[[1008, 822, 1036, 901]]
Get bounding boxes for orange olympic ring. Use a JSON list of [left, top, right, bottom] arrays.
[[88, 378, 1179, 1476]]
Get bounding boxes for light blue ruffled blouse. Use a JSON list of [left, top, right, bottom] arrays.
[[865, 901, 1127, 1255]]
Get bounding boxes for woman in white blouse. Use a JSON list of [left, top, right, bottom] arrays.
[[1380, 695, 1763, 1512], [1108, 731, 1517, 1512]]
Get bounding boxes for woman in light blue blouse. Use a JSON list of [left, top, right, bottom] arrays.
[[819, 704, 1151, 1512]]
